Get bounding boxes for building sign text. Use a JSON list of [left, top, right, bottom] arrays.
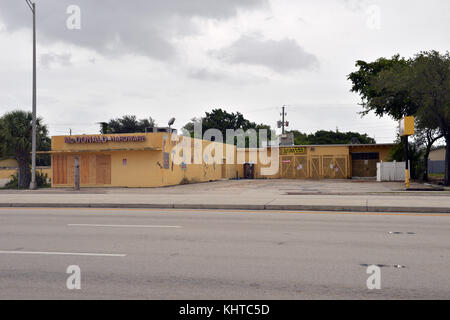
[[65, 136, 146, 144], [281, 147, 307, 155]]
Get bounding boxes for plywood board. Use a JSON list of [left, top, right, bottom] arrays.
[[96, 155, 111, 185]]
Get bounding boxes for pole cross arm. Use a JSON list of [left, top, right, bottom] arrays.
[[25, 0, 35, 13]]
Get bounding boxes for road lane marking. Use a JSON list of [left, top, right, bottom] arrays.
[[0, 251, 126, 257], [67, 224, 183, 229]]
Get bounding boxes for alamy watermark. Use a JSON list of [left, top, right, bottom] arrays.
[[66, 5, 81, 30], [366, 5, 381, 30], [171, 122, 280, 176], [66, 265, 81, 290], [366, 265, 381, 290]]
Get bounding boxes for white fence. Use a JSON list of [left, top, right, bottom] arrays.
[[377, 161, 410, 182]]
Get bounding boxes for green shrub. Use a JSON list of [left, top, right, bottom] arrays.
[[36, 171, 51, 188], [4, 174, 19, 189], [3, 171, 51, 189]]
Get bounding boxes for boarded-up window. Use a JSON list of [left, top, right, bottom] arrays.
[[52, 155, 67, 185], [96, 155, 111, 185], [322, 156, 334, 179], [66, 155, 75, 185], [294, 156, 308, 179], [310, 157, 321, 179], [351, 153, 379, 177], [53, 154, 111, 185]]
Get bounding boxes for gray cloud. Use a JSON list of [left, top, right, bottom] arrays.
[[0, 0, 267, 61], [341, 0, 375, 11], [187, 68, 228, 81], [214, 34, 319, 72], [39, 53, 72, 68]]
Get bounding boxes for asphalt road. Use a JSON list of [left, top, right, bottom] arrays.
[[0, 208, 449, 300]]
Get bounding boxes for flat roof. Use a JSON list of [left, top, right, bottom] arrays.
[[238, 143, 395, 149], [36, 147, 162, 154], [289, 144, 395, 147]]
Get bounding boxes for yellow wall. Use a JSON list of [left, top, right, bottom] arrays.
[[0, 157, 52, 183], [0, 167, 52, 187], [237, 148, 280, 179], [349, 145, 392, 161], [0, 158, 18, 168], [0, 169, 16, 180], [239, 146, 351, 179], [279, 146, 351, 179], [51, 133, 238, 188], [50, 132, 395, 187]]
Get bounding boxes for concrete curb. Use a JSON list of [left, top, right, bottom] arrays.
[[0, 203, 449, 214]]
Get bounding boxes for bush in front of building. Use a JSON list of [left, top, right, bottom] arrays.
[[3, 171, 51, 189]]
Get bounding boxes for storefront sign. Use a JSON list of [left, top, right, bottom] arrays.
[[281, 147, 307, 155], [64, 135, 146, 144]]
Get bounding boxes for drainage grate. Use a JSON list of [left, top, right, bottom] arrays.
[[360, 264, 406, 269], [388, 232, 416, 235], [360, 264, 390, 268]]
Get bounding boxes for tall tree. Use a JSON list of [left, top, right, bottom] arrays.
[[183, 109, 274, 146], [415, 126, 443, 182], [0, 110, 50, 188], [409, 51, 450, 185], [348, 51, 450, 185], [101, 115, 157, 134], [348, 55, 418, 119]]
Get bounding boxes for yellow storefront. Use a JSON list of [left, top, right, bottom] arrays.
[[47, 132, 395, 188], [49, 132, 238, 188], [279, 145, 350, 179], [239, 144, 394, 179]]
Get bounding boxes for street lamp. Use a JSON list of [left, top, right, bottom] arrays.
[[25, 0, 37, 190]]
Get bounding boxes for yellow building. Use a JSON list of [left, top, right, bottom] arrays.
[[239, 144, 394, 179], [44, 132, 395, 188], [49, 132, 238, 188]]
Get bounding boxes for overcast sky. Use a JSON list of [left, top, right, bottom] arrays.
[[0, 0, 448, 142]]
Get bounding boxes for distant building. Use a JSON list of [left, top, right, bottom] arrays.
[[428, 146, 446, 174], [429, 146, 446, 161]]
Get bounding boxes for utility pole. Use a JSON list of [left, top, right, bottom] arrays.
[[26, 0, 37, 190], [277, 106, 289, 134], [400, 116, 414, 189], [405, 135, 410, 188], [279, 106, 288, 134], [74, 155, 80, 191]]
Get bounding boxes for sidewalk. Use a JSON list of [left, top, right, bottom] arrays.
[[1, 180, 449, 213]]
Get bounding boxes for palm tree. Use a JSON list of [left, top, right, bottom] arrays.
[[0, 110, 49, 188]]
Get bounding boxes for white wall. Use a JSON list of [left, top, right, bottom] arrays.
[[377, 161, 411, 182], [0, 178, 9, 188]]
